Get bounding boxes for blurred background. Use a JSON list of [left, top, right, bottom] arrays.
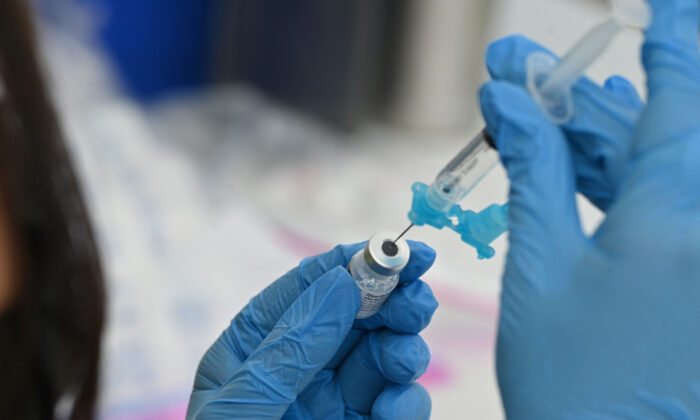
[[31, 0, 646, 418]]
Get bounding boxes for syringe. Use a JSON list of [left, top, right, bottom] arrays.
[[399, 0, 651, 258], [408, 129, 499, 229], [406, 129, 508, 259], [527, 0, 650, 123]]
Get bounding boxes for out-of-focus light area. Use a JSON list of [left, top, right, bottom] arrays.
[[32, 0, 645, 418]]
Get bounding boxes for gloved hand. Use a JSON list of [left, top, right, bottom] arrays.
[[186, 241, 438, 420], [480, 0, 700, 417], [485, 35, 644, 212]]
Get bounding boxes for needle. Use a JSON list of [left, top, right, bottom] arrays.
[[393, 223, 414, 244]]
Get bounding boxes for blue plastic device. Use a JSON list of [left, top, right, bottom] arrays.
[[409, 181, 508, 259]]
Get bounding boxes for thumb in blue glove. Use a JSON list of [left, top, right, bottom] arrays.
[[189, 267, 359, 419]]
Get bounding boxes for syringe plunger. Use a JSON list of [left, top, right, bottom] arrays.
[[525, 0, 651, 124]]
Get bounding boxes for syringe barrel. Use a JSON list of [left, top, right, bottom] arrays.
[[540, 17, 621, 97], [425, 129, 499, 211]]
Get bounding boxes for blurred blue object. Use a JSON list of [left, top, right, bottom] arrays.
[[450, 203, 508, 260], [66, 0, 217, 100], [95, 0, 216, 100], [480, 0, 700, 417]]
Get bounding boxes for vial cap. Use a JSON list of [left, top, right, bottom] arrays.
[[363, 230, 410, 276]]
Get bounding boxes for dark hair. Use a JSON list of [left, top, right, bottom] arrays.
[[0, 1, 105, 418]]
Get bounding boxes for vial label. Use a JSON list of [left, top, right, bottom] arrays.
[[356, 289, 391, 319]]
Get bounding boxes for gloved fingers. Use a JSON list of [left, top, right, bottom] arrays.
[[633, 0, 700, 168], [281, 401, 312, 419], [566, 77, 642, 211], [336, 330, 430, 414], [190, 329, 246, 394], [344, 410, 369, 420], [568, 75, 645, 210], [328, 241, 435, 368], [371, 383, 431, 420], [480, 81, 586, 285], [643, 0, 700, 96], [623, 0, 700, 200], [326, 329, 366, 370], [398, 241, 437, 284], [194, 267, 360, 418], [233, 238, 433, 349], [340, 281, 436, 372], [226, 243, 363, 360], [355, 279, 438, 334], [485, 35, 642, 211], [329, 278, 437, 369], [290, 369, 346, 420], [603, 75, 644, 109], [320, 240, 435, 370]]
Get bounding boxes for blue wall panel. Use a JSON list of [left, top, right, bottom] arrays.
[[80, 0, 216, 100]]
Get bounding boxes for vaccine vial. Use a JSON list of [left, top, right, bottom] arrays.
[[348, 231, 410, 319]]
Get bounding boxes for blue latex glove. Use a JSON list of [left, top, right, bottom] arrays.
[[480, 0, 700, 417], [187, 241, 437, 419]]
